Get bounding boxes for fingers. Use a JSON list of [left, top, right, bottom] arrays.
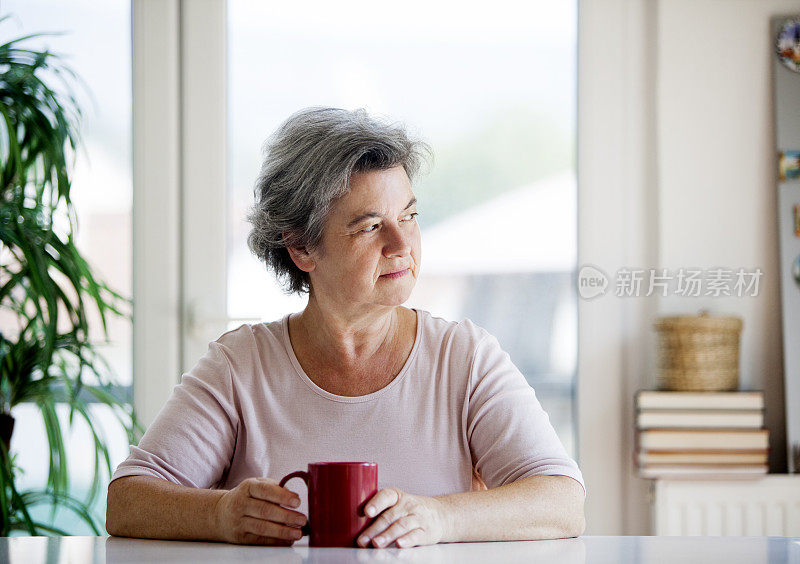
[[395, 527, 426, 548], [356, 489, 444, 549], [240, 516, 304, 543], [243, 498, 307, 528], [364, 488, 400, 518], [222, 478, 308, 545], [247, 478, 301, 508], [358, 489, 405, 548], [364, 503, 403, 537], [369, 515, 419, 548]]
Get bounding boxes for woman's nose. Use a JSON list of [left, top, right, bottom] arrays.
[[382, 223, 411, 257]]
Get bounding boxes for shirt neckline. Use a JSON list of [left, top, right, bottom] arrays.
[[280, 308, 423, 403]]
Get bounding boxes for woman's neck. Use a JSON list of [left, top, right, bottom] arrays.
[[293, 295, 402, 366]]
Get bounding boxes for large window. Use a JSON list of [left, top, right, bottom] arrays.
[[1, 0, 132, 533], [227, 1, 577, 454]]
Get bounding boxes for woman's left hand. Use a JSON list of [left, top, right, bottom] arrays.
[[357, 488, 449, 549]]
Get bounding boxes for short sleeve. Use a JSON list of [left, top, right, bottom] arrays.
[[466, 331, 585, 495], [110, 341, 240, 489]]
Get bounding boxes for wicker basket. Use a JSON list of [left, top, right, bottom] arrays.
[[653, 310, 743, 391]]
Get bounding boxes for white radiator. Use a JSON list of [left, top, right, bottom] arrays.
[[652, 476, 800, 536]]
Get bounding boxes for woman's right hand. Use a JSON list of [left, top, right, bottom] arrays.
[[214, 477, 307, 545]]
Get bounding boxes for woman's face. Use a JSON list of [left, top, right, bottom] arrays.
[[305, 165, 421, 313]]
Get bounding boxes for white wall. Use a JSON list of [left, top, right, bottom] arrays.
[[579, 0, 798, 535], [657, 0, 795, 474]]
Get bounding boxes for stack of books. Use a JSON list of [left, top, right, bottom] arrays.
[[635, 390, 769, 478]]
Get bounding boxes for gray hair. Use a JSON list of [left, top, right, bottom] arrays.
[[246, 107, 432, 294]]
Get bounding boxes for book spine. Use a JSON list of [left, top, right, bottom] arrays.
[[635, 390, 765, 410], [635, 410, 764, 429]]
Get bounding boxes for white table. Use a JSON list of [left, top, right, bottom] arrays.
[[2, 535, 799, 563]]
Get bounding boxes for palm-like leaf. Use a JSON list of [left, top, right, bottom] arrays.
[[0, 17, 141, 535], [0, 445, 101, 535]]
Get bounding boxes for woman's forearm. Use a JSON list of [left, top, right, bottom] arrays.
[[106, 475, 226, 541], [434, 475, 585, 543]]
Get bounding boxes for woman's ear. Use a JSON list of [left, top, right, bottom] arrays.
[[286, 245, 315, 273], [283, 232, 315, 273]]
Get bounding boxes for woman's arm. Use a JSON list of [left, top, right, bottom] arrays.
[[106, 475, 307, 545], [106, 476, 225, 541], [435, 474, 585, 542], [356, 474, 584, 548]]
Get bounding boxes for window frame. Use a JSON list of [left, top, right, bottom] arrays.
[[132, 0, 227, 427]]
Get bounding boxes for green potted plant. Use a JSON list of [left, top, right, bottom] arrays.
[[0, 19, 141, 534]]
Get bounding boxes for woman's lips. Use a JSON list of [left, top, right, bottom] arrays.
[[380, 268, 410, 279]]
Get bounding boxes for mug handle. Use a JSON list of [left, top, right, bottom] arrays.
[[279, 471, 311, 537]]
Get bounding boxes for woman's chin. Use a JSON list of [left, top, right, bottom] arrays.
[[375, 283, 415, 307]]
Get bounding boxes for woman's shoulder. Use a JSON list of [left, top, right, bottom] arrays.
[[213, 316, 286, 348], [187, 316, 294, 391], [415, 309, 494, 353]]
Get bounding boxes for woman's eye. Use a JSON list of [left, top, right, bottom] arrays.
[[359, 213, 416, 233]]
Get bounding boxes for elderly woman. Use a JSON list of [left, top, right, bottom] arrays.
[[106, 107, 585, 548]]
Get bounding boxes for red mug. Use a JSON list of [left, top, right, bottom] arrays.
[[279, 462, 378, 547]]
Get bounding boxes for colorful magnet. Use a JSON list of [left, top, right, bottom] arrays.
[[780, 151, 800, 181], [777, 18, 800, 73]]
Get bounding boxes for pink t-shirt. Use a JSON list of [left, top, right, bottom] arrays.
[[111, 309, 585, 514]]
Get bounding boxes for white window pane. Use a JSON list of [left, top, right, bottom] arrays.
[[2, 0, 132, 534], [228, 0, 576, 455]]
